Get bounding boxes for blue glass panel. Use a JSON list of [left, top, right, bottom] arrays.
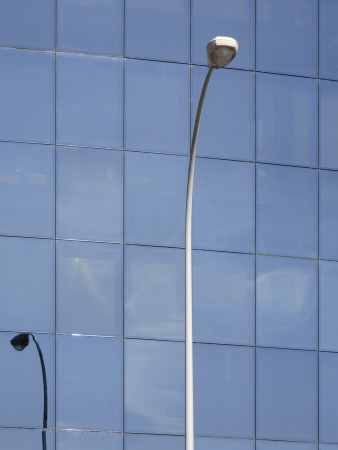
[[56, 335, 122, 431], [0, 237, 54, 333], [256, 348, 317, 441], [0, 429, 55, 450], [257, 164, 318, 258], [125, 339, 184, 434], [124, 59, 190, 155], [191, 0, 255, 69], [193, 159, 255, 253], [319, 170, 338, 260], [57, 431, 122, 450], [256, 255, 318, 350], [0, 141, 54, 238], [257, 73, 318, 167], [57, 0, 123, 56], [0, 0, 55, 50], [56, 147, 123, 242], [126, 0, 189, 63], [320, 446, 338, 450], [0, 332, 55, 428], [257, 441, 317, 450], [56, 53, 123, 149], [124, 152, 188, 247], [196, 438, 255, 450], [257, 0, 318, 77], [319, 352, 338, 443], [0, 48, 55, 144], [319, 0, 338, 80], [194, 344, 255, 437], [57, 240, 123, 336], [320, 261, 338, 351], [320, 80, 338, 170], [125, 435, 254, 450], [124, 245, 185, 340], [193, 251, 255, 345], [125, 434, 184, 450], [192, 67, 254, 161]]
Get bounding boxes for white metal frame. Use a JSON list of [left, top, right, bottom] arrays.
[[185, 66, 214, 450]]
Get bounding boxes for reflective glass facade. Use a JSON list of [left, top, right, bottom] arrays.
[[1, 0, 338, 448]]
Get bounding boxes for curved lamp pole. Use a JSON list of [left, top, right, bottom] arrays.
[[185, 36, 238, 450], [11, 333, 48, 450]]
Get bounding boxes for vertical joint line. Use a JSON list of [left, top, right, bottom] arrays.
[[122, 1, 126, 448], [254, 1, 257, 448], [54, 0, 57, 446], [317, 1, 320, 447]]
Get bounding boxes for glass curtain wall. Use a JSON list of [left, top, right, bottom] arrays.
[[0, 0, 338, 448]]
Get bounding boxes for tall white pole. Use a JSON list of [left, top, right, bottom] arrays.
[[185, 66, 213, 450]]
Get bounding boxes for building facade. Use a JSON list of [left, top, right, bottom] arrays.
[[1, 0, 338, 448]]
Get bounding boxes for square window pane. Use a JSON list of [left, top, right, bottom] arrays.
[[0, 237, 54, 333], [57, 240, 123, 336], [57, 0, 123, 56], [194, 344, 255, 438], [0, 48, 55, 144], [257, 441, 317, 450], [257, 0, 318, 77], [0, 429, 54, 450], [320, 80, 338, 170], [196, 438, 255, 450], [126, 0, 189, 63], [0, 141, 55, 238], [256, 255, 318, 350], [125, 59, 190, 155], [56, 335, 122, 431], [192, 67, 255, 161], [319, 0, 338, 80], [192, 0, 255, 70], [57, 431, 122, 450], [319, 261, 338, 351], [125, 434, 184, 450], [125, 152, 188, 247], [257, 164, 318, 258], [124, 245, 185, 340], [256, 348, 318, 441], [319, 352, 338, 443], [0, 0, 55, 50], [125, 339, 184, 434], [56, 147, 123, 242], [0, 332, 55, 428], [319, 170, 338, 260], [193, 251, 255, 345], [257, 73, 318, 167], [56, 53, 123, 149], [193, 159, 255, 252]]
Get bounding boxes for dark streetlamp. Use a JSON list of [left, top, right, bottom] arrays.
[[10, 333, 48, 450]]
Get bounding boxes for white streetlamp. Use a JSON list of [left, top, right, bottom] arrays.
[[185, 36, 238, 450]]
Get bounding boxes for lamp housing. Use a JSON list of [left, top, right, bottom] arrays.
[[206, 36, 238, 68], [11, 333, 30, 351]]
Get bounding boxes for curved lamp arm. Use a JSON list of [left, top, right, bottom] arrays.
[[30, 334, 48, 450], [30, 334, 48, 430], [185, 66, 214, 450]]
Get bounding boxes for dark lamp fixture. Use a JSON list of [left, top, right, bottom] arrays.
[[11, 333, 30, 351]]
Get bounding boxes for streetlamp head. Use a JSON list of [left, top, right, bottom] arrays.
[[206, 36, 238, 69], [11, 333, 30, 351]]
